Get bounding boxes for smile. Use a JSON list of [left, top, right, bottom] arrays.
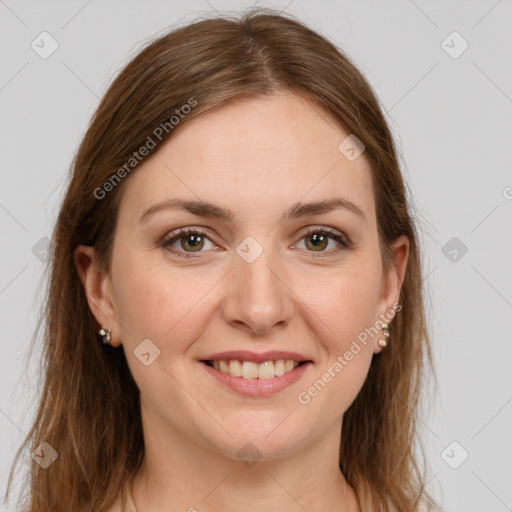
[[200, 359, 312, 396], [205, 359, 304, 379]]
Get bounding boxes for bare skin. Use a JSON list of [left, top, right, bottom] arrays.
[[76, 91, 408, 511]]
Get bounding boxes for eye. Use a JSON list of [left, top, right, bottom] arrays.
[[294, 227, 350, 254], [162, 227, 217, 257]]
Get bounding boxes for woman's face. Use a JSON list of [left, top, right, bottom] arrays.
[[80, 92, 408, 461]]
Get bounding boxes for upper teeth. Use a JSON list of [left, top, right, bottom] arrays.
[[211, 359, 300, 379]]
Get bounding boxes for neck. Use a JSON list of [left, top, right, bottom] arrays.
[[130, 410, 360, 512]]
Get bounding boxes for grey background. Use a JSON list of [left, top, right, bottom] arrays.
[[1, 0, 511, 510]]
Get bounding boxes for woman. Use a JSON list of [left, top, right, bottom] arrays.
[[6, 8, 439, 512]]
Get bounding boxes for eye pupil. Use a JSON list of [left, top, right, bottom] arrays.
[[306, 233, 328, 251], [182, 233, 204, 251]]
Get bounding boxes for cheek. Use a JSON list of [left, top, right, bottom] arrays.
[[111, 253, 222, 349], [292, 259, 381, 408], [111, 255, 223, 403], [296, 259, 382, 347], [295, 283, 377, 418]]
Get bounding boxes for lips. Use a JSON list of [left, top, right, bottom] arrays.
[[199, 350, 313, 396], [200, 350, 311, 364]]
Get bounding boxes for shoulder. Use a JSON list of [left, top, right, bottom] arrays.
[[108, 484, 128, 512], [387, 502, 441, 512], [82, 488, 124, 512], [78, 502, 122, 512], [417, 501, 445, 512], [104, 492, 124, 512], [76, 481, 130, 512], [104, 503, 123, 512]]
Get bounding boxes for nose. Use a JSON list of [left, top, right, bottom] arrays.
[[221, 246, 295, 335]]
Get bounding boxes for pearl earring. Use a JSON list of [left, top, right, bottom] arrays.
[[99, 327, 111, 345], [378, 323, 390, 348]]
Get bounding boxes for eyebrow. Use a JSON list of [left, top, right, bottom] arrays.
[[139, 197, 367, 224]]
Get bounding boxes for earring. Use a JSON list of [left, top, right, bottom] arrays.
[[99, 327, 111, 345], [378, 323, 390, 348]]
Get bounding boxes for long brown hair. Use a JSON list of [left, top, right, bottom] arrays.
[[5, 8, 439, 511]]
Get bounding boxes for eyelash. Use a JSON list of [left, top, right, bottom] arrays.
[[161, 226, 351, 259]]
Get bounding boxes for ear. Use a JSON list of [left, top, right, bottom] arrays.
[[73, 245, 122, 347], [374, 234, 409, 353]]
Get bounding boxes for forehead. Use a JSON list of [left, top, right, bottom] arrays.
[[119, 92, 376, 226]]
